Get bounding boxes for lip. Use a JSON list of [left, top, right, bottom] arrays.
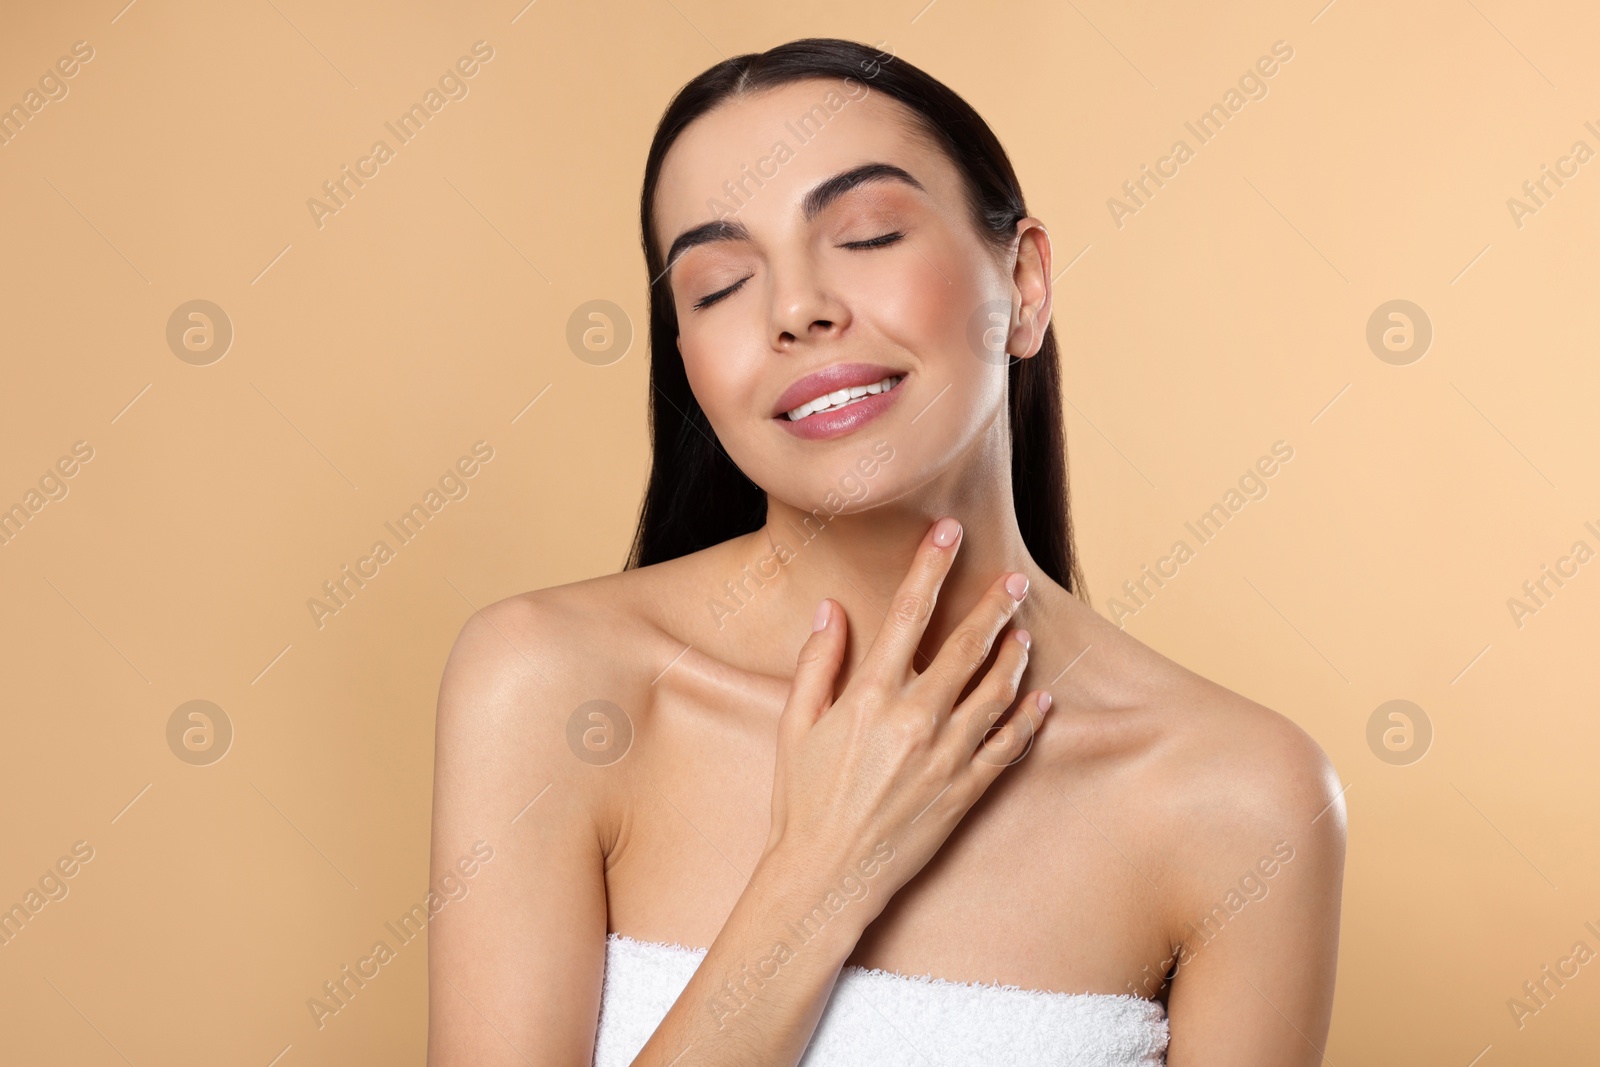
[[774, 370, 909, 441], [770, 362, 907, 419]]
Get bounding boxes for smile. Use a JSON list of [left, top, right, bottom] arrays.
[[774, 373, 908, 442], [783, 375, 905, 422]]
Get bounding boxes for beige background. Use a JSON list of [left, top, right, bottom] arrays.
[[2, 0, 1596, 1063]]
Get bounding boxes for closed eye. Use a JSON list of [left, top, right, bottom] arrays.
[[843, 231, 904, 249], [692, 277, 748, 311]]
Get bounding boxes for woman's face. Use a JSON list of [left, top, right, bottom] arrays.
[[652, 77, 1048, 513]]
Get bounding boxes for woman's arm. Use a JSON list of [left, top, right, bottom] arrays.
[[1161, 715, 1348, 1066], [427, 598, 614, 1066]]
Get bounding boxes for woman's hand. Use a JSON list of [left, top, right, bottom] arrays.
[[763, 515, 1053, 925]]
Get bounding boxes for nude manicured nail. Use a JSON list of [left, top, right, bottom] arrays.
[[932, 517, 961, 547], [1036, 691, 1052, 712], [1005, 573, 1029, 600]]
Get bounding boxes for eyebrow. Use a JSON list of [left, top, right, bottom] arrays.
[[662, 162, 925, 272]]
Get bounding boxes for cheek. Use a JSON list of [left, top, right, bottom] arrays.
[[858, 240, 991, 366], [680, 332, 766, 441], [866, 248, 1010, 468], [864, 260, 1002, 423], [681, 345, 737, 414]]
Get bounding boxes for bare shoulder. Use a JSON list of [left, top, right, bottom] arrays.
[[442, 575, 653, 701], [439, 566, 686, 730], [1160, 673, 1344, 836], [433, 543, 737, 784], [1033, 610, 1346, 935], [1117, 640, 1348, 934]]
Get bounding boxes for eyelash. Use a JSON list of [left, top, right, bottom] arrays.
[[690, 231, 906, 311], [844, 231, 904, 250]]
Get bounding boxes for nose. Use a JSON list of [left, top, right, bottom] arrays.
[[769, 257, 848, 349]]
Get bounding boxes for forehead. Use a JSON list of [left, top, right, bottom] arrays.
[[652, 78, 952, 250]]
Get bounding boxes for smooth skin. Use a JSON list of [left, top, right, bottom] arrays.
[[428, 76, 1346, 1067]]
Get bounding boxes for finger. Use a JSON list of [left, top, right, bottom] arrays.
[[915, 570, 1029, 705], [780, 598, 847, 740], [859, 516, 964, 682], [966, 689, 1051, 773], [947, 624, 1030, 743]]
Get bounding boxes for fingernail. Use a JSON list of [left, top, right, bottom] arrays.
[[812, 599, 830, 632], [1036, 691, 1052, 713], [932, 517, 961, 547], [1014, 629, 1031, 650], [1005, 573, 1029, 601]]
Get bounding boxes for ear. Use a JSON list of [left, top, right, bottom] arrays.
[[1007, 218, 1053, 359]]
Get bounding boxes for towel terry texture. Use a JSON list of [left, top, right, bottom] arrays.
[[592, 932, 1169, 1066]]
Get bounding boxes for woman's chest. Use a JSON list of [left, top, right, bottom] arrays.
[[599, 684, 1172, 998]]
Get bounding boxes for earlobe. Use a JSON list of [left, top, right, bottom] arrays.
[[1008, 309, 1042, 360]]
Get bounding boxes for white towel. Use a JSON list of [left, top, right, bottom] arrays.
[[592, 933, 1169, 1066]]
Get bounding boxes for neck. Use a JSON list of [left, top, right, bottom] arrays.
[[721, 442, 1084, 692]]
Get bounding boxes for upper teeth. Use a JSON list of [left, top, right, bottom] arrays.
[[785, 375, 903, 421]]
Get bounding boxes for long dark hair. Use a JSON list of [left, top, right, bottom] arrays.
[[624, 37, 1088, 603]]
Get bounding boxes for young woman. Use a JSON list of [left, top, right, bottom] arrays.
[[428, 38, 1346, 1067]]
